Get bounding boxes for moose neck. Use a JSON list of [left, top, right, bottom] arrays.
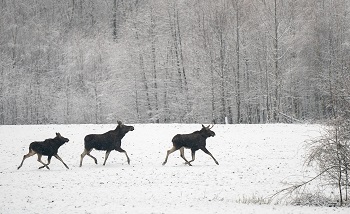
[[53, 138, 66, 148], [199, 129, 211, 139], [114, 126, 126, 138]]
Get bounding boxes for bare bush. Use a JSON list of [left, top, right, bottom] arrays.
[[306, 117, 350, 206], [269, 116, 350, 207], [291, 192, 337, 207], [236, 194, 270, 205]]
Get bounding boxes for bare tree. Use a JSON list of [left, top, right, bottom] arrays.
[[270, 117, 350, 206]]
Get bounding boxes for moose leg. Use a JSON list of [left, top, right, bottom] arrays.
[[87, 153, 98, 164], [189, 149, 196, 163], [116, 148, 130, 165], [180, 147, 192, 166], [37, 154, 50, 170], [39, 156, 52, 169], [79, 149, 86, 167], [103, 150, 112, 166], [54, 154, 69, 169], [80, 149, 97, 166], [17, 150, 36, 170], [201, 147, 219, 165], [162, 146, 178, 165]]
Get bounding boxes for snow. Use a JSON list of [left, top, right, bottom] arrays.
[[0, 124, 349, 214]]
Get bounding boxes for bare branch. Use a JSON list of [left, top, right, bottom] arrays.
[[267, 166, 339, 202]]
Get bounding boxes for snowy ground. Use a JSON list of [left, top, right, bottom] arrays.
[[0, 123, 349, 214]]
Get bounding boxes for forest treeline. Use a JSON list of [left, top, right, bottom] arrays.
[[0, 0, 349, 124]]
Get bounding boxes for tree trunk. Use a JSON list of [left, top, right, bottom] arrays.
[[176, 10, 191, 118], [112, 0, 119, 41], [335, 128, 343, 206], [234, 0, 241, 124], [273, 0, 281, 122], [150, 10, 159, 123], [0, 67, 4, 124]]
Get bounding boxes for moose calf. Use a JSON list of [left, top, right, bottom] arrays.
[[162, 124, 219, 166], [17, 133, 69, 170], [80, 121, 134, 167]]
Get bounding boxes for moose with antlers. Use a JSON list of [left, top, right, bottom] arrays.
[[162, 124, 218, 166]]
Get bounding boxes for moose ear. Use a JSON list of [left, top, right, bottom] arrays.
[[56, 132, 60, 136], [117, 121, 123, 126], [202, 124, 205, 128]]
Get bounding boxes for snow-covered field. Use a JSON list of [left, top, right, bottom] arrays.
[[0, 123, 348, 214]]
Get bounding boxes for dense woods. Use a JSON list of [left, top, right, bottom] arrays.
[[0, 0, 349, 124]]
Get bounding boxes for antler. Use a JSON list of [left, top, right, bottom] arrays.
[[208, 120, 216, 129], [203, 121, 215, 129]]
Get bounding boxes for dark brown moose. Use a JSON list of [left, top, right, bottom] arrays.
[[80, 121, 134, 167], [162, 124, 218, 166], [17, 133, 70, 170]]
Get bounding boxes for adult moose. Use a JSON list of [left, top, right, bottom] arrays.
[[80, 121, 134, 167], [17, 133, 70, 170], [162, 124, 219, 166]]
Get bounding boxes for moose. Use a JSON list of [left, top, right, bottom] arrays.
[[17, 133, 70, 170], [162, 124, 219, 166], [80, 121, 134, 167]]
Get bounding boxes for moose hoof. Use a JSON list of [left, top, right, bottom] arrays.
[[39, 166, 50, 170], [184, 162, 192, 166]]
